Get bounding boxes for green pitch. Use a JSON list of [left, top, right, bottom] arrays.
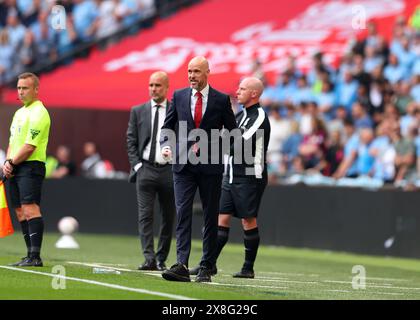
[[1, 233, 420, 300]]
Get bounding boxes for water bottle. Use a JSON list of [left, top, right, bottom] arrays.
[[92, 267, 121, 274]]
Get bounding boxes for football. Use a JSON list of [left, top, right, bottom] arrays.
[[58, 216, 79, 235]]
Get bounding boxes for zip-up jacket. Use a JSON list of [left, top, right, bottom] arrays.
[[227, 103, 271, 183]]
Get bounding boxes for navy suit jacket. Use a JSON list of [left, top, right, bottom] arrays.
[[160, 86, 237, 175]]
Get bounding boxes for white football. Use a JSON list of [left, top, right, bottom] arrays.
[[58, 216, 79, 235]]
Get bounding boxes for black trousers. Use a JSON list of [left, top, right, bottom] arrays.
[[136, 162, 175, 263], [173, 165, 223, 268]]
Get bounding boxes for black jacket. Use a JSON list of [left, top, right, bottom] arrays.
[[227, 103, 271, 183], [160, 86, 237, 175]]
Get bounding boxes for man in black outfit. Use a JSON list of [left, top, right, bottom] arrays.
[[160, 56, 237, 282], [127, 71, 175, 271]]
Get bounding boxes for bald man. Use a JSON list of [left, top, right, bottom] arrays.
[[191, 77, 271, 279], [127, 71, 175, 272], [160, 56, 237, 282]]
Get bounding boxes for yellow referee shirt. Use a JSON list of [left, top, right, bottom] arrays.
[[9, 100, 51, 163]]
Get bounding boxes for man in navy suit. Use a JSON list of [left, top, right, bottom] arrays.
[[160, 56, 237, 282]]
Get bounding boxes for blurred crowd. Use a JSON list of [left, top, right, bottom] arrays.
[[256, 14, 420, 189], [0, 0, 156, 85]]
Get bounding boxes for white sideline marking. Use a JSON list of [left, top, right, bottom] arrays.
[[323, 280, 393, 286], [365, 276, 410, 282], [372, 292, 405, 296], [325, 290, 404, 296], [219, 274, 318, 284], [0, 265, 195, 300], [67, 261, 136, 272], [207, 282, 287, 289], [259, 271, 308, 276], [144, 272, 164, 277]]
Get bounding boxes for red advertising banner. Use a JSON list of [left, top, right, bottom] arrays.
[[2, 0, 418, 110]]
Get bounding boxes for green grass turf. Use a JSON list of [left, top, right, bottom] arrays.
[[1, 232, 420, 300]]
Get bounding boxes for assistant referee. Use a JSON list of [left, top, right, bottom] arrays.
[[2, 72, 51, 267]]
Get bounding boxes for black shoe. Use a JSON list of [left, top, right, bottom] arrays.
[[18, 257, 43, 267], [156, 261, 166, 271], [189, 265, 201, 275], [9, 257, 29, 267], [162, 263, 191, 282], [195, 267, 212, 283], [189, 264, 217, 276], [138, 260, 158, 271], [233, 269, 254, 279]]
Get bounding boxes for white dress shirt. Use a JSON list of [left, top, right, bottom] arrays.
[[191, 84, 209, 120], [135, 99, 168, 171]]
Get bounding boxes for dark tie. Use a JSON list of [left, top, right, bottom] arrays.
[[149, 104, 160, 163], [194, 91, 202, 128]]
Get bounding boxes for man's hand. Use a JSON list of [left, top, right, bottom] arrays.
[[2, 160, 14, 179], [162, 148, 172, 161]]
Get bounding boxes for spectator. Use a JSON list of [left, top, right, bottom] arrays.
[[390, 123, 416, 183], [94, 0, 123, 48], [292, 75, 313, 106], [410, 74, 420, 102], [290, 155, 306, 175], [352, 101, 373, 130], [335, 69, 358, 113], [384, 53, 407, 84], [5, 11, 26, 50], [355, 127, 375, 176], [81, 141, 114, 178], [50, 145, 77, 178], [326, 105, 348, 139], [299, 116, 328, 172], [363, 45, 383, 73], [316, 79, 336, 121], [280, 121, 303, 175], [393, 36, 416, 72], [0, 29, 14, 85], [394, 80, 414, 114], [355, 84, 373, 115], [56, 16, 77, 62], [325, 130, 344, 176], [383, 103, 400, 122], [13, 29, 37, 76], [369, 120, 396, 183], [333, 118, 359, 179], [248, 58, 267, 85], [72, 0, 98, 42], [400, 102, 417, 137], [267, 107, 292, 181], [368, 80, 385, 120]]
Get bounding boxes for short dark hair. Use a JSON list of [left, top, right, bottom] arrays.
[[18, 72, 39, 88]]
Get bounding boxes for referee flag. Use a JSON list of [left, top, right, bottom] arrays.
[[0, 180, 14, 238]]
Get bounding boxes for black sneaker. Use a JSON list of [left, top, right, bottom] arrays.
[[195, 267, 212, 283], [162, 263, 191, 282], [233, 269, 254, 279], [189, 264, 217, 275], [18, 257, 43, 267], [8, 257, 29, 267]]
